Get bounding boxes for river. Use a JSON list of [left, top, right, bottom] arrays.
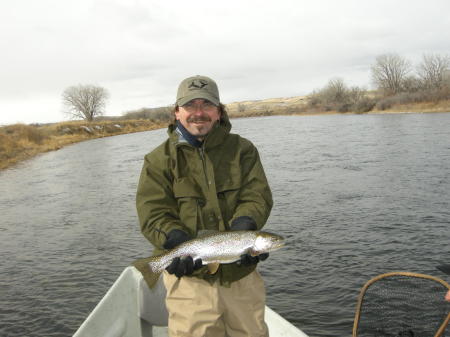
[[1, 113, 449, 337]]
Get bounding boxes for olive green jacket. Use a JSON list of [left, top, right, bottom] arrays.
[[135, 113, 273, 286]]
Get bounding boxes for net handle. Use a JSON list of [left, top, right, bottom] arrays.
[[352, 271, 450, 337]]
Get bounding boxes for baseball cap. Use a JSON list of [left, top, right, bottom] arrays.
[[176, 75, 220, 107]]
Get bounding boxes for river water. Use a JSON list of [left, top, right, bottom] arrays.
[[1, 113, 449, 337]]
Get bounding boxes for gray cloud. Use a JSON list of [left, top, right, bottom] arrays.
[[1, 0, 450, 124]]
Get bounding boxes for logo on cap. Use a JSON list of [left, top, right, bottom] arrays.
[[188, 79, 208, 89]]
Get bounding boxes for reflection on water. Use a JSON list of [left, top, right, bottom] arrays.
[[1, 113, 449, 337]]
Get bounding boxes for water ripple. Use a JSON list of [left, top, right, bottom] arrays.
[[1, 114, 450, 337]]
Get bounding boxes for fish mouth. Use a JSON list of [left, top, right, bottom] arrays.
[[271, 241, 285, 251]]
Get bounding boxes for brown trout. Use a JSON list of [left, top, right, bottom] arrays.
[[147, 230, 285, 273]]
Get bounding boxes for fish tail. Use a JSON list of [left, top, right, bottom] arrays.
[[147, 252, 173, 273]]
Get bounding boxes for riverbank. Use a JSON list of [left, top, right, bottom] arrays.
[[366, 99, 450, 114], [1, 100, 449, 171], [226, 97, 450, 118], [0, 120, 165, 170]]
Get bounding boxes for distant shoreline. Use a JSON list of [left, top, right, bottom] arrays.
[[0, 120, 165, 171], [1, 106, 449, 171]]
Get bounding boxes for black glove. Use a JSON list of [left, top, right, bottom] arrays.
[[166, 256, 203, 278], [230, 216, 257, 231], [163, 230, 202, 278], [163, 229, 190, 250], [236, 252, 269, 266], [230, 216, 269, 265]]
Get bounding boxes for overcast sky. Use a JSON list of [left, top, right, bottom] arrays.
[[1, 0, 449, 125]]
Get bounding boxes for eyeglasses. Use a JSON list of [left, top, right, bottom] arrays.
[[181, 101, 218, 113]]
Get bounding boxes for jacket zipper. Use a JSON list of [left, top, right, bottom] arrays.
[[198, 147, 210, 189]]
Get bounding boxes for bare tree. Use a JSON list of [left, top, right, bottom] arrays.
[[417, 53, 450, 89], [62, 85, 109, 121], [347, 85, 366, 105], [371, 53, 411, 95], [402, 75, 422, 92], [308, 78, 372, 113], [318, 78, 348, 104]]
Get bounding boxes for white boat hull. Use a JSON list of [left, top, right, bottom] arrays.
[[73, 266, 308, 337]]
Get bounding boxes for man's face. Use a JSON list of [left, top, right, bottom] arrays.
[[175, 98, 220, 139]]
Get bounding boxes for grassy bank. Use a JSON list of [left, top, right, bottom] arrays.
[[368, 99, 450, 114], [226, 97, 450, 117], [0, 120, 166, 170], [2, 98, 450, 171]]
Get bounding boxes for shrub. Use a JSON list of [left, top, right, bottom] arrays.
[[374, 86, 450, 110], [23, 125, 48, 144], [123, 106, 172, 122], [1, 124, 48, 145], [354, 97, 376, 112], [375, 99, 391, 110], [307, 79, 373, 113], [0, 133, 17, 158]]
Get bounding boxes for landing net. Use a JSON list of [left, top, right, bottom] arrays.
[[353, 272, 450, 337]]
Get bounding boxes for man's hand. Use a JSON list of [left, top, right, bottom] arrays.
[[163, 229, 191, 250], [236, 252, 269, 266], [230, 216, 257, 231], [163, 230, 202, 277], [230, 216, 269, 265], [166, 256, 203, 278]]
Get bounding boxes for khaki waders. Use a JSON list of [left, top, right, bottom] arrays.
[[163, 270, 269, 337]]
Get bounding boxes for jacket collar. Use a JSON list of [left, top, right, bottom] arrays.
[[175, 121, 203, 148], [168, 113, 232, 150]]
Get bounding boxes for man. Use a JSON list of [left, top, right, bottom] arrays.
[[136, 75, 273, 336]]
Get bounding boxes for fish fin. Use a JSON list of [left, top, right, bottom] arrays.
[[248, 248, 259, 257], [197, 229, 218, 238], [207, 263, 220, 274]]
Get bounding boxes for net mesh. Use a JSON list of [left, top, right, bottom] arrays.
[[353, 273, 450, 337]]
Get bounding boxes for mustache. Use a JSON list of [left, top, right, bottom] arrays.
[[187, 116, 212, 123]]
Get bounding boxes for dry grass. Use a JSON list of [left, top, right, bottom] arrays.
[[226, 96, 309, 118], [0, 119, 166, 170], [2, 97, 450, 170], [227, 95, 450, 117], [370, 99, 450, 114]]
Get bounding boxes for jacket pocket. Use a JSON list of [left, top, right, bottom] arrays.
[[216, 178, 241, 228], [173, 177, 204, 233]]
